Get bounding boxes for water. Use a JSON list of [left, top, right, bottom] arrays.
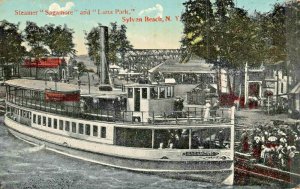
[[0, 118, 270, 189]]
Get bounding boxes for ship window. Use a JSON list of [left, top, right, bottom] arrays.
[[79, 123, 84, 134], [154, 129, 189, 149], [150, 87, 158, 99], [42, 116, 46, 126], [93, 125, 98, 137], [142, 88, 147, 99], [65, 121, 70, 131], [48, 118, 52, 127], [38, 115, 41, 125], [33, 114, 36, 124], [53, 119, 57, 129], [128, 88, 133, 98], [167, 86, 172, 98], [72, 122, 77, 133], [85, 124, 91, 136], [115, 128, 152, 148], [59, 120, 63, 130], [159, 87, 165, 98], [101, 127, 106, 138], [191, 128, 231, 149]]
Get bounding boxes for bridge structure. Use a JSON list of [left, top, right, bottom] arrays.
[[120, 49, 182, 74]]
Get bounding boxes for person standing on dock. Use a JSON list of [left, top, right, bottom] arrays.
[[252, 136, 263, 161], [241, 130, 249, 152]]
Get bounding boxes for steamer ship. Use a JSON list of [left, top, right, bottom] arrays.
[[3, 26, 235, 185], [4, 79, 235, 185]]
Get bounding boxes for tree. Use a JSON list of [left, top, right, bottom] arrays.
[[284, 1, 300, 89], [77, 61, 88, 75], [0, 20, 26, 79], [85, 24, 102, 75], [24, 21, 49, 58], [259, 4, 287, 64], [24, 21, 49, 78], [85, 23, 133, 73], [219, 8, 266, 68], [107, 22, 119, 65], [181, 0, 216, 62], [181, 0, 270, 69], [116, 24, 133, 67], [107, 22, 133, 67], [44, 24, 76, 57], [181, 0, 272, 95]]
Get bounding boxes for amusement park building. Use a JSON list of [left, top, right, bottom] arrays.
[[20, 57, 70, 81]]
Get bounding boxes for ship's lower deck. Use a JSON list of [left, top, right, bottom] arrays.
[[4, 112, 234, 185]]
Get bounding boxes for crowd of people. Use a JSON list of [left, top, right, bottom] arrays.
[[240, 122, 300, 171]]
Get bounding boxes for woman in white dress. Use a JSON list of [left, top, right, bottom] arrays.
[[204, 100, 211, 121]]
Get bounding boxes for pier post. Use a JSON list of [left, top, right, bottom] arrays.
[[187, 107, 190, 123], [151, 129, 155, 148], [230, 106, 235, 125], [152, 112, 154, 124], [189, 129, 192, 149]]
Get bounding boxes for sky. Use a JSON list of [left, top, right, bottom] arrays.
[[0, 0, 284, 55]]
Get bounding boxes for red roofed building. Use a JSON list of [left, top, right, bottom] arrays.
[[23, 57, 64, 68], [21, 57, 69, 81]]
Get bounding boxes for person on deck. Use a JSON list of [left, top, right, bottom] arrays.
[[218, 130, 225, 148], [204, 100, 211, 121]]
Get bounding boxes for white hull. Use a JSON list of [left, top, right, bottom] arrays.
[[4, 114, 234, 185]]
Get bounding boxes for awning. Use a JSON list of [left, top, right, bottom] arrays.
[[290, 82, 300, 94], [210, 84, 217, 89]]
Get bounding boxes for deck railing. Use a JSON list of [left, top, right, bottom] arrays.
[[6, 94, 234, 125]]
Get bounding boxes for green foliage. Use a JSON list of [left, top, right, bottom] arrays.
[[0, 20, 26, 64], [261, 4, 287, 64], [286, 1, 300, 67], [85, 22, 133, 71], [44, 24, 76, 57], [24, 21, 49, 58], [77, 61, 87, 75], [109, 23, 133, 66], [181, 0, 216, 61], [180, 0, 293, 70], [85, 24, 102, 74], [24, 22, 76, 58]]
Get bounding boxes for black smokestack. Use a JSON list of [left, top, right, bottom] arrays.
[[99, 26, 110, 85]]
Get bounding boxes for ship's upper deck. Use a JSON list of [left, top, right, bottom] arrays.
[[5, 79, 79, 92], [5, 79, 127, 98]]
